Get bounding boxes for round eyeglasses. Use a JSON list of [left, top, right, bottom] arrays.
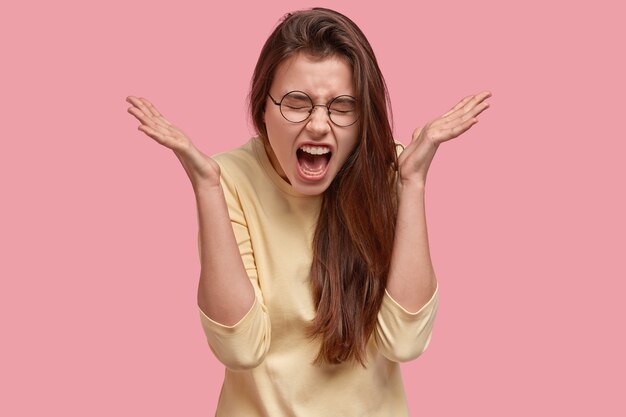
[[268, 91, 359, 127]]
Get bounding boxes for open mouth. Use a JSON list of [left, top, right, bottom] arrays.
[[296, 145, 332, 179]]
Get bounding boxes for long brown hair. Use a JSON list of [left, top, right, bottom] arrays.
[[249, 8, 397, 365]]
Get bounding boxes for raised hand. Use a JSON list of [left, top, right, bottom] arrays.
[[126, 96, 221, 188], [398, 91, 491, 187]]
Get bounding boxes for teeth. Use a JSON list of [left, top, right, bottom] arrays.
[[300, 145, 331, 155]]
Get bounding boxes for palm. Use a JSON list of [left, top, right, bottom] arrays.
[[126, 96, 194, 152], [126, 96, 220, 187], [398, 91, 491, 184]]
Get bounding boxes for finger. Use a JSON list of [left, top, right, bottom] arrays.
[[138, 124, 172, 145], [138, 97, 161, 117], [126, 95, 148, 110], [451, 101, 490, 127], [139, 98, 173, 127], [434, 118, 478, 143], [127, 106, 157, 128], [468, 101, 490, 119], [127, 96, 156, 122], [447, 91, 492, 122], [127, 101, 173, 133], [442, 96, 473, 118], [462, 91, 491, 112], [148, 113, 175, 131], [141, 98, 176, 129], [138, 124, 160, 140], [443, 90, 489, 118], [127, 96, 177, 131], [127, 107, 170, 133]]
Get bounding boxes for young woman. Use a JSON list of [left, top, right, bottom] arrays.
[[126, 7, 490, 417]]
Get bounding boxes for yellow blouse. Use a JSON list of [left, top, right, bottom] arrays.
[[198, 137, 439, 416]]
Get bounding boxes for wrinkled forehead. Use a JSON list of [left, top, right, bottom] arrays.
[[276, 50, 352, 72], [271, 52, 356, 100]]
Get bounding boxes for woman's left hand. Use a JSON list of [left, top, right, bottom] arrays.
[[398, 91, 492, 188]]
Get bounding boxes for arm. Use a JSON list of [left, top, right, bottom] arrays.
[[126, 96, 269, 369], [375, 91, 491, 361], [374, 179, 439, 363], [194, 181, 255, 326], [386, 181, 437, 312], [374, 156, 439, 362], [388, 91, 491, 312], [195, 163, 271, 370]]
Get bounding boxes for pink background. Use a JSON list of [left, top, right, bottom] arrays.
[[2, 0, 624, 415]]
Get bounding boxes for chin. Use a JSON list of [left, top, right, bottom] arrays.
[[290, 178, 332, 196]]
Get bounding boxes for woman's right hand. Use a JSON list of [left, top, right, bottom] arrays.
[[126, 96, 221, 189]]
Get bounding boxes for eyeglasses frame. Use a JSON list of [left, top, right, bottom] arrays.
[[267, 90, 359, 127]]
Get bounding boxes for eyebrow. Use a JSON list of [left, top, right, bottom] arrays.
[[286, 91, 309, 98], [281, 90, 357, 102], [332, 96, 356, 103]]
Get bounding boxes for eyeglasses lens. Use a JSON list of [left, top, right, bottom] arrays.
[[279, 92, 358, 127]]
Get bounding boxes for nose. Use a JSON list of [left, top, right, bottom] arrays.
[[305, 105, 331, 136]]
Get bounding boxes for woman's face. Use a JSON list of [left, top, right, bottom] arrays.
[[264, 52, 359, 196]]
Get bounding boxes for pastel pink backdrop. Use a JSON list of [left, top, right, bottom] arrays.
[[1, 0, 623, 415]]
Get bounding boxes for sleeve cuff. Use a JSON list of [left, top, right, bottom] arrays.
[[383, 281, 439, 318], [198, 297, 261, 335]]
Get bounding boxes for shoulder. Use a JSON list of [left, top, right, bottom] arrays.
[[212, 138, 259, 174], [211, 138, 279, 208], [211, 138, 265, 186]]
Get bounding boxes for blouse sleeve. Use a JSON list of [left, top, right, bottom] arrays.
[[197, 163, 271, 371], [374, 283, 439, 362]]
